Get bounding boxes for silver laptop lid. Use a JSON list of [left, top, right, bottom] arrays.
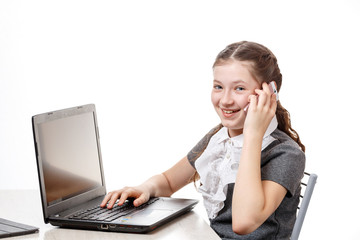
[[32, 104, 106, 222]]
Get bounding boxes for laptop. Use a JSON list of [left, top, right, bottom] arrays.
[[0, 218, 38, 238], [32, 104, 198, 233]]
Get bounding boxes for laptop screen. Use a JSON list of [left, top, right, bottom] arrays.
[[36, 111, 103, 206]]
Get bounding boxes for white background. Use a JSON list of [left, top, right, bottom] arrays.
[[1, 0, 360, 239]]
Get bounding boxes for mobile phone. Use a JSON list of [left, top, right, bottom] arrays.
[[244, 81, 279, 112]]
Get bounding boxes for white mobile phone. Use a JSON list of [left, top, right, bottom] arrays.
[[244, 81, 279, 112]]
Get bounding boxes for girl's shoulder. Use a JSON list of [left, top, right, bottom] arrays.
[[262, 128, 306, 173], [266, 128, 305, 155], [187, 124, 223, 167], [261, 128, 306, 174], [261, 128, 306, 196]]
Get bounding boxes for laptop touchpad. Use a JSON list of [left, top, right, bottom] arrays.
[[116, 209, 174, 225]]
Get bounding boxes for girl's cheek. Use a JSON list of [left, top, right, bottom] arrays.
[[238, 95, 250, 109], [211, 92, 220, 106]]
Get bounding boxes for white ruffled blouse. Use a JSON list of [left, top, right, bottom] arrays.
[[195, 117, 278, 219]]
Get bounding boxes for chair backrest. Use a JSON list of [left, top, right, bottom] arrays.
[[290, 172, 318, 240]]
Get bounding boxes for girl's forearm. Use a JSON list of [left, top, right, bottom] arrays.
[[232, 135, 265, 234], [141, 173, 174, 197], [141, 156, 196, 198]]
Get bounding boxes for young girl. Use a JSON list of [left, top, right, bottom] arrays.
[[101, 41, 305, 240]]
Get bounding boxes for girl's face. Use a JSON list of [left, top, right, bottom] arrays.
[[212, 60, 261, 137]]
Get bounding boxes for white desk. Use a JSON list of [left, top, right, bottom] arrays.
[[0, 190, 220, 240]]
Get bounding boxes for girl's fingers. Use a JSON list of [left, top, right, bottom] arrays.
[[253, 90, 269, 110], [100, 193, 111, 207], [270, 94, 277, 112], [118, 191, 129, 206], [100, 191, 115, 207], [262, 82, 272, 94], [254, 83, 274, 110], [258, 92, 269, 109], [247, 94, 258, 110], [108, 192, 123, 209], [100, 186, 150, 209], [100, 191, 122, 209], [133, 193, 149, 207], [118, 188, 147, 206]]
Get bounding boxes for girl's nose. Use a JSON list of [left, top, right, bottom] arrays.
[[220, 91, 234, 106]]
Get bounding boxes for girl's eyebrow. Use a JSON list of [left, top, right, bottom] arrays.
[[233, 80, 247, 84], [213, 79, 247, 84]]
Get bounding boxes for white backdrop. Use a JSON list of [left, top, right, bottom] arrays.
[[1, 0, 360, 239]]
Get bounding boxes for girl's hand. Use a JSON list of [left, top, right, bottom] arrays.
[[101, 157, 196, 210], [100, 185, 151, 209], [243, 82, 277, 139]]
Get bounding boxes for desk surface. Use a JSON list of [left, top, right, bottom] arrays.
[[0, 190, 220, 240]]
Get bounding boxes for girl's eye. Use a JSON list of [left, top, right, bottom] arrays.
[[235, 86, 245, 91], [214, 85, 223, 90]]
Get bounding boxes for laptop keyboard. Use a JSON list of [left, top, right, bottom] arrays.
[[68, 198, 159, 222]]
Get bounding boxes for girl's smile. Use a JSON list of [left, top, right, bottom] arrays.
[[221, 108, 241, 118], [211, 60, 260, 137]]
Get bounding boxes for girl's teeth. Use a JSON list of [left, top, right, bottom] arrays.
[[223, 110, 238, 114]]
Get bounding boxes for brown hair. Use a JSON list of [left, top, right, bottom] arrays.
[[214, 41, 305, 152]]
